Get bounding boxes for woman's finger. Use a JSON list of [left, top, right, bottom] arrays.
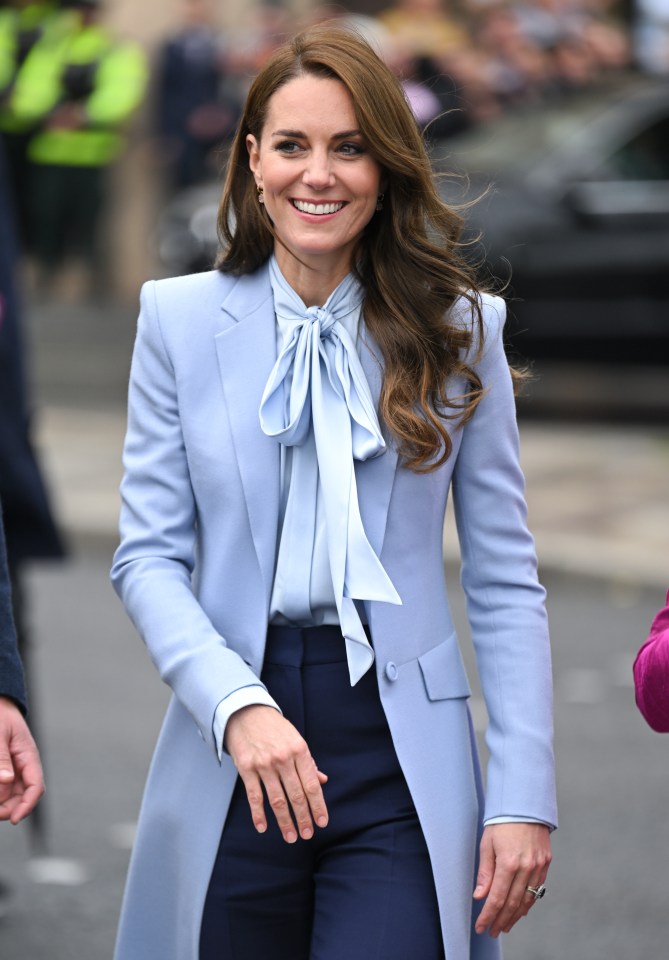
[[239, 770, 269, 835], [273, 748, 328, 840], [276, 766, 315, 841], [501, 868, 550, 934], [475, 859, 515, 936], [263, 770, 300, 843], [488, 869, 534, 937], [295, 751, 328, 830]]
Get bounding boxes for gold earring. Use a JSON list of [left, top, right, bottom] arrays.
[[257, 184, 265, 204], [376, 193, 384, 212]]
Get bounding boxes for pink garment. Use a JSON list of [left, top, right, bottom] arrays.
[[633, 590, 669, 732]]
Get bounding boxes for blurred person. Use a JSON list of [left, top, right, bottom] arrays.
[[222, 4, 294, 109], [549, 32, 599, 91], [434, 44, 507, 123], [0, 134, 64, 850], [472, 4, 553, 108], [0, 507, 45, 827], [582, 17, 630, 72], [377, 0, 470, 60], [0, 499, 44, 916], [513, 0, 584, 49], [402, 52, 475, 137], [633, 0, 669, 72], [10, 0, 147, 294], [0, 0, 61, 246], [575, 0, 631, 71], [155, 0, 237, 193], [330, 13, 472, 139], [633, 591, 669, 731], [111, 25, 555, 960]]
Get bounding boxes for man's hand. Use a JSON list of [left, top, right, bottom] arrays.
[[473, 822, 552, 938], [0, 697, 45, 824]]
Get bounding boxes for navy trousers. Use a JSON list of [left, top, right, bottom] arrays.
[[200, 625, 445, 960]]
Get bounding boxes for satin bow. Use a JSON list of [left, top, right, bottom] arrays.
[[260, 258, 401, 684]]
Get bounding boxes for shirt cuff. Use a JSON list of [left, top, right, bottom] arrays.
[[484, 816, 556, 831], [212, 685, 282, 762]]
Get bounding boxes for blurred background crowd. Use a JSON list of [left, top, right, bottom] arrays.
[[0, 0, 666, 299]]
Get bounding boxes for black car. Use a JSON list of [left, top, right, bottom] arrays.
[[435, 77, 669, 361]]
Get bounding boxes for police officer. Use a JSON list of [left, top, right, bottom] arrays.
[[10, 0, 147, 287], [0, 1, 62, 245]]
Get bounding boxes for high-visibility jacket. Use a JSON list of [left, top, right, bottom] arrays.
[[11, 15, 147, 166], [0, 2, 61, 132]]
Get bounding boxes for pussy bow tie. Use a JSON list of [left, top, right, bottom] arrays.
[[259, 259, 401, 684]]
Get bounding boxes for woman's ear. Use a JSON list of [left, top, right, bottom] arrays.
[[246, 134, 261, 182]]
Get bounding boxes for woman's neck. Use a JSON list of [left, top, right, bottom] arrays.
[[273, 248, 352, 307]]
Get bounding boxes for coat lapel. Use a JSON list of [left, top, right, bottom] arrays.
[[357, 331, 399, 559], [214, 267, 280, 603]]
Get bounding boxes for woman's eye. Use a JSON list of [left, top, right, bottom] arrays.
[[339, 142, 364, 156], [276, 141, 302, 154]]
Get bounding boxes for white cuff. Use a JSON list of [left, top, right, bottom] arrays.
[[212, 685, 282, 762], [484, 816, 556, 831]]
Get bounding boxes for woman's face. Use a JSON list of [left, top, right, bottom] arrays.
[[247, 74, 383, 286]]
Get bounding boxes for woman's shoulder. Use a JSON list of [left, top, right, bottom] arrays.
[[449, 291, 506, 333], [139, 265, 271, 338], [143, 269, 238, 311], [448, 291, 507, 362]]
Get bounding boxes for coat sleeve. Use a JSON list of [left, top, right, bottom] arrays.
[[0, 508, 26, 714], [110, 281, 274, 755], [451, 294, 557, 828], [633, 591, 669, 732]]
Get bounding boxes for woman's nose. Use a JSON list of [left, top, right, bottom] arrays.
[[302, 150, 335, 189]]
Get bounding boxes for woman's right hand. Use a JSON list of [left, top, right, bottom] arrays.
[[224, 704, 329, 843]]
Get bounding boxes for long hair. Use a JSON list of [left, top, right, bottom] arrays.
[[217, 24, 487, 472]]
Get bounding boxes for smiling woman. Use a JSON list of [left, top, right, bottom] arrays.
[[244, 74, 383, 303], [111, 23, 556, 960]]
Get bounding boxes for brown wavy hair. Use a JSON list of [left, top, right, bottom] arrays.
[[217, 24, 487, 472]]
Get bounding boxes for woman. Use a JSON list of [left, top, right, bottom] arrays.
[[111, 25, 556, 960], [634, 591, 669, 732]]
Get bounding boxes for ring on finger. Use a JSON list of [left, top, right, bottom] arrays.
[[526, 883, 546, 901]]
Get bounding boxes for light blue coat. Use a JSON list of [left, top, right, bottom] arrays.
[[111, 264, 556, 960]]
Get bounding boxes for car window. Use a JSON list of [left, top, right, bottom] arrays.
[[592, 116, 669, 181]]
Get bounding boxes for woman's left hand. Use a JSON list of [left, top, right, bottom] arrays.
[[473, 822, 552, 938]]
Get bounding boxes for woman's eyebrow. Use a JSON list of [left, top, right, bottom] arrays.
[[270, 128, 362, 139]]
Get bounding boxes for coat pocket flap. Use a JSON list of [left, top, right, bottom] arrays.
[[418, 636, 472, 701]]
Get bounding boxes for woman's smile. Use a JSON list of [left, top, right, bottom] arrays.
[[291, 199, 346, 216]]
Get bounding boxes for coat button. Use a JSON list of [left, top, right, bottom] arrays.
[[385, 661, 399, 682]]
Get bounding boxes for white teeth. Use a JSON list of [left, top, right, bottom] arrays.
[[293, 200, 344, 215]]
